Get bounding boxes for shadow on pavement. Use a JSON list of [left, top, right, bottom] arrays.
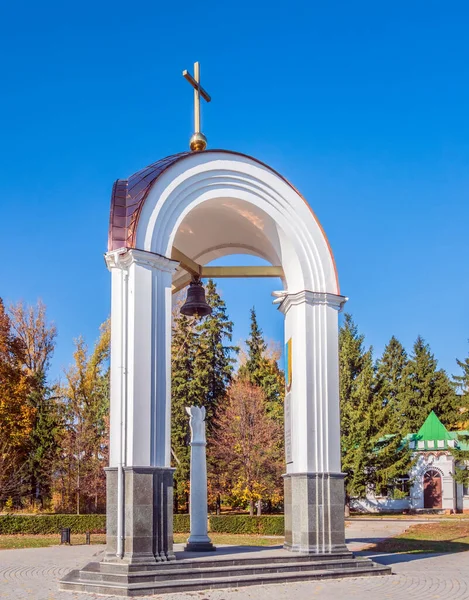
[[357, 549, 449, 565]]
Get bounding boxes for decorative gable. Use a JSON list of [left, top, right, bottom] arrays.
[[414, 411, 453, 451]]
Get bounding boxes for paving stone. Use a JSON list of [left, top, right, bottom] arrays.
[[1, 519, 468, 599]]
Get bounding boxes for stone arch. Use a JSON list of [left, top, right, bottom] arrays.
[[133, 151, 339, 295], [104, 149, 347, 563], [424, 466, 444, 477]]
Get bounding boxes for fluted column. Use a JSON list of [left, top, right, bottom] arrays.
[[277, 290, 348, 554], [104, 248, 178, 564]]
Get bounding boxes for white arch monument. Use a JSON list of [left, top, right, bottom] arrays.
[[103, 149, 347, 564]]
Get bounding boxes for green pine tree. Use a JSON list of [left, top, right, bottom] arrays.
[[341, 343, 377, 499], [450, 344, 469, 487], [26, 372, 61, 508], [340, 315, 413, 505], [376, 336, 408, 427], [239, 308, 266, 381], [192, 280, 238, 426], [449, 432, 469, 488], [171, 281, 238, 511], [453, 341, 469, 419], [399, 336, 458, 432], [339, 314, 367, 450], [171, 311, 197, 511], [238, 307, 285, 420]]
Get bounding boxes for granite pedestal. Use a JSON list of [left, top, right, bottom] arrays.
[[284, 472, 347, 554], [103, 466, 175, 565]]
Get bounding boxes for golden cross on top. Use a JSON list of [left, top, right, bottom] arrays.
[[183, 61, 211, 152]]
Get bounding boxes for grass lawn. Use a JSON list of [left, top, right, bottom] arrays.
[[0, 533, 283, 551], [373, 521, 469, 553], [173, 533, 283, 546]]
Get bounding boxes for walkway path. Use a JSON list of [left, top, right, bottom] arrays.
[[1, 519, 468, 600], [345, 516, 427, 551]]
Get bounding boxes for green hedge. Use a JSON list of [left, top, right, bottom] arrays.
[[0, 515, 106, 535], [173, 514, 190, 533], [0, 514, 191, 535], [209, 515, 284, 536], [0, 514, 283, 536]]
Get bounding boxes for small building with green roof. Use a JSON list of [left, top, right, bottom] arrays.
[[352, 411, 469, 514]]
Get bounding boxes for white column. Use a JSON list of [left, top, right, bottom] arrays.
[[104, 248, 178, 564], [185, 406, 214, 551], [279, 291, 346, 475], [106, 248, 178, 468], [277, 290, 348, 554]]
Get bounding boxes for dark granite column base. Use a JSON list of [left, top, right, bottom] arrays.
[[184, 541, 216, 552], [283, 472, 347, 554], [103, 466, 176, 565]]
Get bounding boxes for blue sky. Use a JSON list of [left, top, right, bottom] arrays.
[[1, 1, 468, 379]]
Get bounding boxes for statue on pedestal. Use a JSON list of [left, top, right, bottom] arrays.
[[185, 406, 215, 552]]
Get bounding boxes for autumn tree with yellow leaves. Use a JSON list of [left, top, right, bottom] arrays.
[[56, 320, 110, 514], [211, 380, 283, 516], [0, 299, 57, 509]]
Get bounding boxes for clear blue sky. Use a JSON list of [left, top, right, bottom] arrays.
[[1, 1, 468, 379]]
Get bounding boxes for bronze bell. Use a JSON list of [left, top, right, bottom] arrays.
[[180, 277, 212, 318]]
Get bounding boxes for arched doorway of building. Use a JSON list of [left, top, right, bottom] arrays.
[[424, 469, 442, 509]]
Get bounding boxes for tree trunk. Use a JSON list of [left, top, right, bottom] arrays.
[[249, 499, 254, 516], [216, 494, 221, 515], [256, 500, 262, 516]]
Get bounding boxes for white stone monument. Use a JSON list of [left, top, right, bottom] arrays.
[[184, 406, 215, 551], [98, 149, 348, 563], [60, 64, 385, 597]]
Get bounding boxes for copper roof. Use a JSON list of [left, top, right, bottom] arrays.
[[108, 152, 190, 251]]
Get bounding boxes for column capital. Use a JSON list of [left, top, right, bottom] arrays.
[[105, 248, 179, 274], [274, 290, 348, 314]]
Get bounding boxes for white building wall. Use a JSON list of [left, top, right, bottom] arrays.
[[352, 451, 464, 513], [351, 496, 410, 513]]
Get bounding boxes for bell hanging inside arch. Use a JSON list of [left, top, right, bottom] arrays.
[[180, 276, 212, 318]]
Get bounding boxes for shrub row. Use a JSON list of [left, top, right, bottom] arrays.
[[0, 514, 284, 536], [209, 515, 284, 536], [0, 514, 106, 534], [173, 514, 190, 533]]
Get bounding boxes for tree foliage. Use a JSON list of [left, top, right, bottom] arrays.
[[211, 380, 283, 515], [56, 320, 110, 514], [399, 336, 458, 432], [171, 281, 237, 511], [0, 299, 58, 508], [376, 336, 407, 419], [340, 315, 413, 502], [1, 289, 467, 515], [453, 341, 469, 425], [449, 344, 469, 486], [238, 308, 285, 421]]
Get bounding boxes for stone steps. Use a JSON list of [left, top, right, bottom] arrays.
[[100, 550, 355, 572], [60, 554, 392, 596], [80, 557, 375, 583]]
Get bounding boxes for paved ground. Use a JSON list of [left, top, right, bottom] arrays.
[[1, 519, 469, 600], [345, 517, 423, 551]]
